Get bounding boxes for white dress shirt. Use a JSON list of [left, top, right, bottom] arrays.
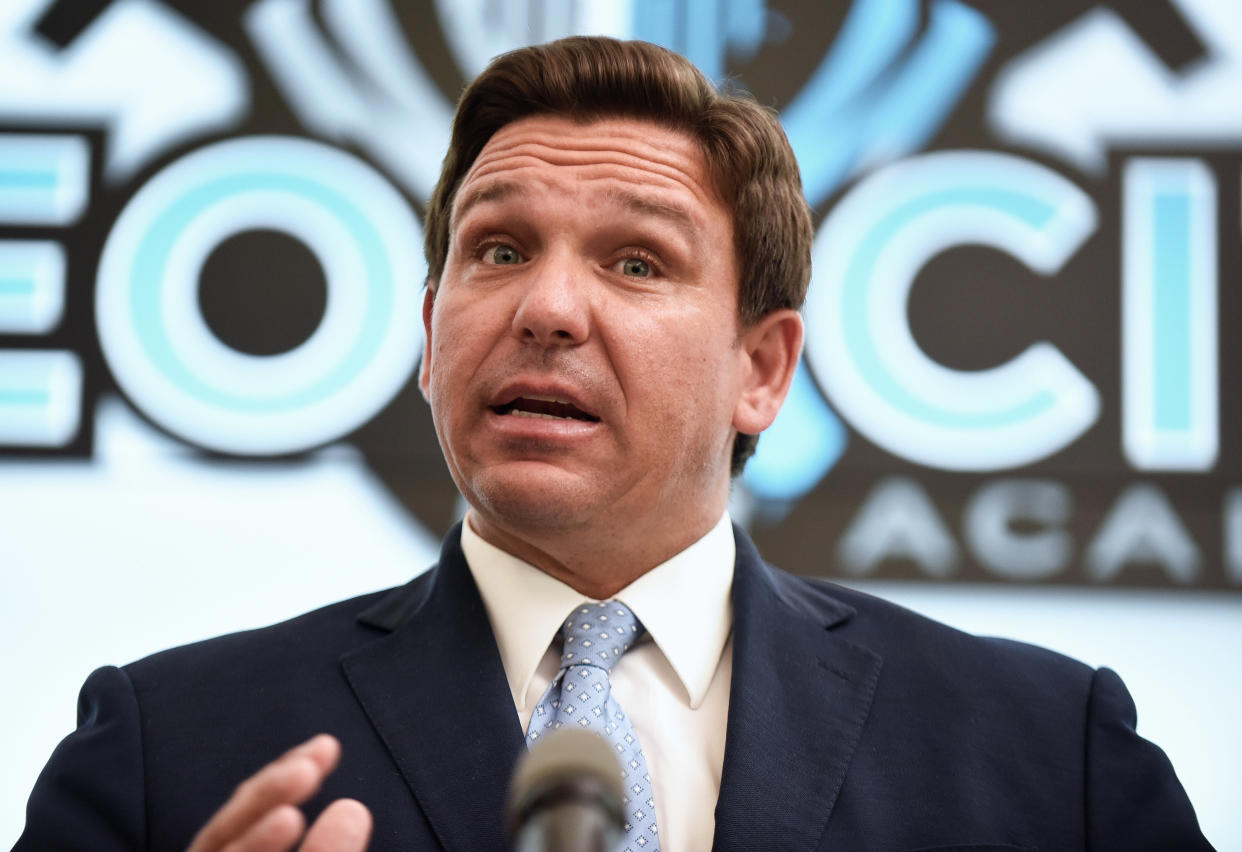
[[461, 511, 735, 852]]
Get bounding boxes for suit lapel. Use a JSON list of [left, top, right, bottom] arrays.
[[712, 528, 882, 852], [341, 525, 525, 851]]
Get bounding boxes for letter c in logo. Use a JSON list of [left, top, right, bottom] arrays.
[[804, 150, 1099, 470]]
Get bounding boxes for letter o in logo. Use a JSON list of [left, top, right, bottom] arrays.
[[97, 136, 424, 455]]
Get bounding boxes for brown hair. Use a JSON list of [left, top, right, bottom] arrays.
[[424, 36, 812, 474]]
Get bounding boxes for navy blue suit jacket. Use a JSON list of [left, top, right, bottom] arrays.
[[19, 526, 1211, 850]]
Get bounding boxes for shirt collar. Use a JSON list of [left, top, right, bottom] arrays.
[[461, 511, 735, 710]]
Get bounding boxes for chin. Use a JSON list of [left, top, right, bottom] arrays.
[[469, 468, 596, 532]]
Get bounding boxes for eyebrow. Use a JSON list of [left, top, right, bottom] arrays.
[[603, 188, 700, 237], [452, 180, 527, 228]]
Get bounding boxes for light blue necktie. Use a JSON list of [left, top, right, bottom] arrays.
[[526, 601, 661, 851]]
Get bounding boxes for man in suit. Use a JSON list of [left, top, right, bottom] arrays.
[[20, 36, 1211, 851]]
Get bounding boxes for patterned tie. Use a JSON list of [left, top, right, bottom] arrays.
[[526, 601, 660, 851]]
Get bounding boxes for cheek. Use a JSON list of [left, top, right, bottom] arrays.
[[626, 327, 730, 432], [430, 298, 484, 375], [427, 337, 469, 428]]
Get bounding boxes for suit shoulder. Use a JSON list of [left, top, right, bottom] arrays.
[[777, 569, 1095, 690], [122, 569, 436, 684]]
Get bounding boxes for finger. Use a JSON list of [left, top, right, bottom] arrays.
[[188, 735, 341, 852], [290, 734, 342, 775], [300, 799, 373, 852], [189, 757, 322, 852], [220, 804, 304, 852]]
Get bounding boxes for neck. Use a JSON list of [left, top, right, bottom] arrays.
[[465, 505, 725, 599]]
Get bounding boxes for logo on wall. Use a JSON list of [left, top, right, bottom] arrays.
[[1, 0, 1238, 588]]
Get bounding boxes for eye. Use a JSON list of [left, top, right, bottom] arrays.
[[619, 257, 650, 277], [488, 244, 522, 265]]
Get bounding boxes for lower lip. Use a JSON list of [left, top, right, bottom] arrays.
[[484, 409, 602, 441]]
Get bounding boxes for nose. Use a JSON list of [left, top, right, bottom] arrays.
[[511, 253, 590, 347]]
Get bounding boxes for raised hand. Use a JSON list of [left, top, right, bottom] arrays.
[[186, 734, 372, 852]]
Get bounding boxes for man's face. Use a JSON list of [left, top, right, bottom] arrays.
[[420, 115, 756, 565]]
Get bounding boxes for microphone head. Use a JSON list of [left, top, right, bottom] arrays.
[[507, 728, 625, 850]]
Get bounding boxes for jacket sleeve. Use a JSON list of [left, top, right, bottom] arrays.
[[1084, 666, 1214, 851], [15, 665, 147, 851]]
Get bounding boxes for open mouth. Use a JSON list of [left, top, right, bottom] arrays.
[[491, 395, 600, 422]]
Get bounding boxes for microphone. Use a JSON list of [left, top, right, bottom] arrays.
[[506, 728, 626, 852]]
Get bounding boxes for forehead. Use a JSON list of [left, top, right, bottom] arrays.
[[452, 115, 725, 225]]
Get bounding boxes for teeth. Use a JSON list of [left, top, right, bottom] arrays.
[[493, 393, 597, 421], [510, 410, 571, 420]]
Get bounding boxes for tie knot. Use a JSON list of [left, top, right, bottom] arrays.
[[558, 600, 643, 673]]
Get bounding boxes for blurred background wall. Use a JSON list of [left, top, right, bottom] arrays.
[[1, 0, 1238, 846]]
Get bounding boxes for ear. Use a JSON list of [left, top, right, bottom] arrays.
[[732, 309, 803, 436], [418, 284, 436, 402]]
